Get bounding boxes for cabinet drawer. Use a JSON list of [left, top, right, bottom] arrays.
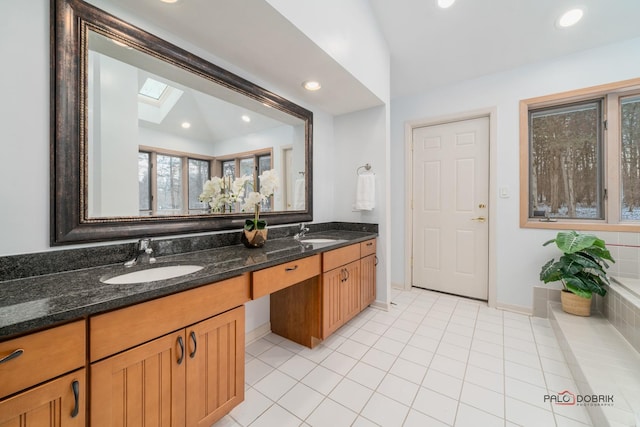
[[360, 239, 376, 257], [252, 255, 321, 299], [323, 243, 360, 272], [90, 274, 250, 362], [0, 320, 86, 399]]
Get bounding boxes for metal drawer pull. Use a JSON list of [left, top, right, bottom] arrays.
[[189, 331, 197, 359], [71, 380, 80, 418], [285, 265, 298, 272], [366, 242, 373, 246], [0, 349, 23, 364], [177, 336, 185, 365]]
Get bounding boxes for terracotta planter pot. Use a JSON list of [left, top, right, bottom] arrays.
[[560, 290, 592, 316], [241, 228, 268, 248]]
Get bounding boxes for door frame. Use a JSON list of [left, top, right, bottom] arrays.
[[403, 108, 497, 308]]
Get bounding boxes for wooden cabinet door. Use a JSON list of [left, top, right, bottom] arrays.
[[360, 254, 376, 310], [186, 306, 245, 427], [341, 260, 362, 324], [90, 330, 186, 427], [322, 267, 345, 339], [322, 260, 361, 339], [0, 369, 85, 427]]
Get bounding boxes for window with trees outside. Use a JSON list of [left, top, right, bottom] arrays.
[[138, 149, 211, 215], [219, 153, 273, 211], [520, 78, 640, 231], [138, 148, 273, 215]]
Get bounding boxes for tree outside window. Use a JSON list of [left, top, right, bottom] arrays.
[[621, 95, 640, 221], [529, 100, 603, 220]]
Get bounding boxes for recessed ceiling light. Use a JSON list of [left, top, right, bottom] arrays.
[[557, 8, 584, 28], [302, 81, 322, 91], [437, 0, 456, 9], [160, 0, 179, 3], [241, 115, 251, 123], [181, 122, 191, 129]]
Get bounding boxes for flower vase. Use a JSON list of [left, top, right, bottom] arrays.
[[241, 228, 268, 248]]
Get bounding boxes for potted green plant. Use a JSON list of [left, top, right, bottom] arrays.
[[539, 230, 615, 316]]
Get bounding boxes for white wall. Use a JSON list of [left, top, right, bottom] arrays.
[[0, 0, 50, 255], [333, 105, 390, 306], [265, 0, 390, 103], [88, 54, 140, 217], [391, 36, 640, 310]]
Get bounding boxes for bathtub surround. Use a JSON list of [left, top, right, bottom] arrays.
[[533, 234, 640, 353], [549, 303, 640, 427], [533, 273, 640, 426], [603, 278, 640, 354], [533, 277, 640, 353], [531, 284, 640, 426]]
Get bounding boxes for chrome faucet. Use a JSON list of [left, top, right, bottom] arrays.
[[124, 238, 156, 267], [293, 223, 310, 240]]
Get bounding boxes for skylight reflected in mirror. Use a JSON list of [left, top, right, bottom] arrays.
[[139, 77, 168, 100]]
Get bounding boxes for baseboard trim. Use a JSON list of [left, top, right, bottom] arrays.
[[245, 322, 271, 345], [495, 302, 533, 316], [391, 281, 410, 291], [370, 300, 390, 311]]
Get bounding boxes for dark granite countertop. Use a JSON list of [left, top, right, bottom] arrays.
[[0, 230, 376, 339]]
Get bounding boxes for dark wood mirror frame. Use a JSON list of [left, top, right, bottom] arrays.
[[51, 0, 313, 245]]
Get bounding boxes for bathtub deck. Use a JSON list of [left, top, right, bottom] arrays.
[[549, 302, 640, 427]]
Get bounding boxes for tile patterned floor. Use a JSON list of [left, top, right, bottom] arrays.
[[214, 288, 594, 427]]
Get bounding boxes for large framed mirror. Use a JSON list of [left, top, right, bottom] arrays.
[[51, 0, 313, 245]]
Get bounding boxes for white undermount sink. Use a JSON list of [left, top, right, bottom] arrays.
[[101, 265, 204, 284], [300, 238, 339, 244]]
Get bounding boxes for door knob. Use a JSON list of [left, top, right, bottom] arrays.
[[471, 216, 486, 222]]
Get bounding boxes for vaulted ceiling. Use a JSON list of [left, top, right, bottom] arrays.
[[89, 0, 640, 113]]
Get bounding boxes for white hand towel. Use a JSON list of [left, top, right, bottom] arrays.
[[355, 173, 375, 211], [293, 178, 305, 210]]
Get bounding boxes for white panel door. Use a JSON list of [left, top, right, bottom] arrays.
[[412, 117, 489, 300]]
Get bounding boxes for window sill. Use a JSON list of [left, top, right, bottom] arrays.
[[521, 219, 640, 232]]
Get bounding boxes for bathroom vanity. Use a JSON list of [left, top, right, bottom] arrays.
[[0, 230, 377, 426]]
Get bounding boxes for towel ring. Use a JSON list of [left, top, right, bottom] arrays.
[[357, 163, 372, 175]]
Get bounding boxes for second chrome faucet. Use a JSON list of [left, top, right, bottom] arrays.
[[293, 223, 310, 240], [125, 238, 157, 267]]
